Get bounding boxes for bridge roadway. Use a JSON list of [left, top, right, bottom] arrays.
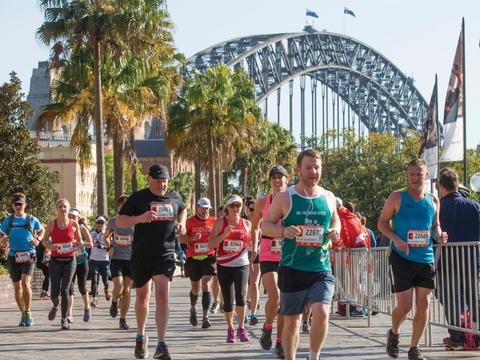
[[0, 276, 478, 359]]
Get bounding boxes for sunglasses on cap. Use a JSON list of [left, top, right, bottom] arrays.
[[14, 203, 24, 207]]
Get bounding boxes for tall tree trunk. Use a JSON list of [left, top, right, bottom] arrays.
[[194, 158, 201, 203], [113, 136, 124, 204], [240, 164, 248, 196], [206, 129, 217, 213], [216, 162, 222, 207], [129, 128, 137, 192], [94, 37, 107, 216]]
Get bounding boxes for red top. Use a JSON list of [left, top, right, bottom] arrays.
[[216, 217, 249, 265], [50, 219, 75, 258], [185, 215, 216, 258]]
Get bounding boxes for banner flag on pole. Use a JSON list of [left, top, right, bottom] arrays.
[[440, 28, 464, 162], [419, 78, 439, 179], [306, 9, 319, 18], [344, 7, 356, 17]]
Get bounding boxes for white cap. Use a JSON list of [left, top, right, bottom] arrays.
[[197, 197, 212, 209], [335, 197, 343, 207], [226, 194, 243, 206], [68, 209, 81, 218], [96, 216, 106, 224]]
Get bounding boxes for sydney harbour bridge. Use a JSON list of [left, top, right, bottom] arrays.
[[182, 28, 428, 148]]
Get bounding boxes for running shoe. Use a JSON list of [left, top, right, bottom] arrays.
[[237, 327, 250, 342], [153, 342, 171, 360], [40, 290, 50, 299], [249, 314, 259, 326], [274, 342, 285, 359], [135, 335, 149, 359], [190, 308, 198, 326], [91, 298, 98, 308], [48, 305, 58, 321], [83, 308, 91, 322], [119, 318, 129, 330], [66, 314, 74, 323], [408, 347, 425, 360], [226, 328, 236, 343], [259, 325, 272, 350], [24, 312, 34, 327], [201, 317, 211, 329], [210, 302, 220, 314], [386, 329, 399, 359], [104, 290, 111, 301], [61, 318, 70, 330], [110, 301, 119, 318], [18, 313, 26, 327], [301, 321, 311, 334]]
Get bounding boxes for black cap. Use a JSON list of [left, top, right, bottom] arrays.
[[268, 165, 288, 178], [11, 192, 26, 204], [148, 164, 170, 180]]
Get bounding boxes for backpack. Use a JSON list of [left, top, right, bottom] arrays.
[[6, 214, 33, 235]]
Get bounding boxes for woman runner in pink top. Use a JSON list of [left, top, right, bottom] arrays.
[[250, 165, 289, 358]]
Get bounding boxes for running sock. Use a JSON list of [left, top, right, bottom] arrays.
[[202, 291, 211, 317], [190, 291, 199, 308], [136, 334, 144, 340], [263, 322, 273, 331], [308, 351, 320, 360]]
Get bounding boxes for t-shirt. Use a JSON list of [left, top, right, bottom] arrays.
[[1, 214, 42, 256], [185, 215, 216, 259], [106, 216, 134, 261], [90, 230, 109, 261], [118, 188, 185, 258]]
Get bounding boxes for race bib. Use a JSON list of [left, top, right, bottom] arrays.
[[73, 243, 83, 257], [57, 242, 73, 255], [194, 242, 210, 254], [151, 202, 175, 221], [296, 225, 324, 247], [15, 251, 31, 263], [407, 230, 430, 247], [115, 234, 132, 247], [224, 240, 243, 253], [270, 239, 283, 253]]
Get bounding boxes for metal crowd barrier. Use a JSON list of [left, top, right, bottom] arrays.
[[332, 242, 480, 345]]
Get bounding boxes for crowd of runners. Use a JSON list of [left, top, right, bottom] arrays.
[[1, 150, 479, 360]]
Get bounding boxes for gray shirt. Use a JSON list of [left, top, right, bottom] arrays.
[[106, 216, 134, 260]]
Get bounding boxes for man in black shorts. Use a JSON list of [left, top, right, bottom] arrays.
[[378, 159, 447, 360], [117, 164, 186, 360], [180, 197, 216, 329]]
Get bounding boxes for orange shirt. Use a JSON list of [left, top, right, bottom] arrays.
[[185, 215, 216, 258]]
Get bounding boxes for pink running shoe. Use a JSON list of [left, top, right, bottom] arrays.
[[226, 327, 236, 343], [237, 327, 250, 342]]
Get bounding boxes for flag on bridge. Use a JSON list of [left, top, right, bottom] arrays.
[[440, 23, 465, 163], [419, 76, 439, 179], [306, 9, 319, 18], [344, 7, 356, 17]]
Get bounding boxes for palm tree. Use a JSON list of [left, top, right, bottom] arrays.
[[37, 0, 181, 214], [167, 65, 260, 211]]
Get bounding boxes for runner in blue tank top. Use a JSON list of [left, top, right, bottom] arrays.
[[378, 159, 448, 360], [262, 149, 341, 360]]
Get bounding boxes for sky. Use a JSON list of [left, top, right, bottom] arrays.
[[1, 0, 480, 149]]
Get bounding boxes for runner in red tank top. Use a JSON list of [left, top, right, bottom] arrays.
[[250, 165, 289, 358], [209, 195, 252, 344], [180, 197, 216, 329], [42, 198, 83, 330]]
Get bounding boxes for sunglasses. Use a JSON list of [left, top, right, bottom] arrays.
[[14, 203, 24, 207]]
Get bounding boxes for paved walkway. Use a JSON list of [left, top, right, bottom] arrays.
[[0, 276, 479, 359]]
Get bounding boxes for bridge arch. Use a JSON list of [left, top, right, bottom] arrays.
[[184, 30, 428, 140]]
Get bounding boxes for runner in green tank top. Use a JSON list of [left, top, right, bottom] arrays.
[[262, 149, 341, 360]]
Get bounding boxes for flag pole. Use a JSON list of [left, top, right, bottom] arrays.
[[462, 17, 467, 185]]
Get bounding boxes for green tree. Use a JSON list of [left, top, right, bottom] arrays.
[[169, 172, 195, 211], [167, 65, 260, 212], [37, 0, 181, 216], [0, 73, 59, 221]]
